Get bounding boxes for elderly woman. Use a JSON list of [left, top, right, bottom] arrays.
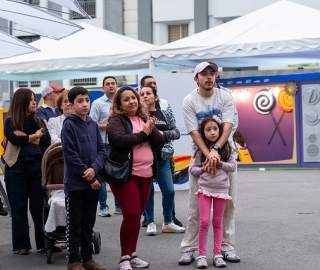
[[106, 86, 165, 270], [140, 86, 185, 236], [47, 90, 73, 144], [4, 88, 51, 255]]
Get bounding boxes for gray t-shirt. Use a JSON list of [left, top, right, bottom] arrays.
[[182, 87, 237, 157]]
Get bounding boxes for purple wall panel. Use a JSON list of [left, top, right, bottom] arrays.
[[234, 87, 294, 162]]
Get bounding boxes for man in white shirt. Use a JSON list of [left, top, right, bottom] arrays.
[[179, 62, 240, 266], [89, 76, 122, 217]]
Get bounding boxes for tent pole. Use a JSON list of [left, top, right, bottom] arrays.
[[148, 58, 155, 75], [9, 20, 13, 100]]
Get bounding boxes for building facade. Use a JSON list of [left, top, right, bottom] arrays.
[[1, 0, 320, 101]]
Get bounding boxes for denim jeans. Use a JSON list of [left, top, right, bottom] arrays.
[[99, 144, 120, 210], [5, 159, 45, 252], [145, 160, 175, 223]]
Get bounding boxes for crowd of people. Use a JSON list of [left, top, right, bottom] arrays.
[[1, 61, 240, 270]]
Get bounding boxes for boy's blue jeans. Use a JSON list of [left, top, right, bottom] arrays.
[[99, 144, 120, 210], [145, 160, 175, 223]]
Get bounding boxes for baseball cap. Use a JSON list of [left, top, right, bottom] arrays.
[[41, 84, 64, 97], [193, 61, 219, 78]]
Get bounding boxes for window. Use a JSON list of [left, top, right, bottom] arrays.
[[71, 78, 97, 86], [23, 0, 40, 4], [17, 35, 40, 43], [16, 81, 41, 88], [71, 0, 96, 19], [31, 81, 41, 87], [17, 81, 28, 88], [168, 24, 188, 43]]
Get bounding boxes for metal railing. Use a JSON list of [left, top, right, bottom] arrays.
[[17, 81, 41, 88], [70, 0, 96, 19], [71, 78, 97, 86], [17, 81, 28, 88]]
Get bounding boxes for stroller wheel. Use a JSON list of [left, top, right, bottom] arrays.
[[46, 249, 52, 264], [92, 231, 101, 254]]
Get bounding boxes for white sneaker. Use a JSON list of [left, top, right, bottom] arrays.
[[222, 250, 240, 262], [178, 251, 195, 265], [146, 222, 157, 236], [162, 222, 185, 233], [130, 255, 149, 268], [196, 256, 208, 269], [99, 208, 111, 217], [119, 258, 132, 270], [213, 255, 226, 268]]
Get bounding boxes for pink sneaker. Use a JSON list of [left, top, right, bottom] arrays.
[[130, 256, 149, 268]]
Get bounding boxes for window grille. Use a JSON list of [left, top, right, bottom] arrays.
[[23, 0, 40, 4], [17, 81, 28, 88], [31, 81, 41, 87], [168, 24, 188, 43], [71, 0, 96, 19], [71, 78, 97, 86]]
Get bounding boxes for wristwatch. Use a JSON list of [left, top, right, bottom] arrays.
[[213, 145, 221, 151]]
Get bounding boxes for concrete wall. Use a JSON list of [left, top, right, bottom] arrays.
[[123, 0, 138, 39], [0, 18, 9, 106]]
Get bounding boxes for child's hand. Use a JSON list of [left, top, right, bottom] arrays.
[[216, 156, 223, 169], [201, 167, 208, 173], [204, 156, 217, 175], [83, 167, 95, 181], [90, 180, 101, 190]]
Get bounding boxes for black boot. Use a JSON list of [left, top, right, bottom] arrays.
[[0, 198, 8, 216], [172, 204, 182, 226], [173, 215, 182, 227], [141, 212, 148, 227]]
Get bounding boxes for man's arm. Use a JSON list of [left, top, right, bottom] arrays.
[[189, 130, 210, 157], [89, 101, 107, 130]]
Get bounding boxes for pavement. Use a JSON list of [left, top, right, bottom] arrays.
[[0, 169, 320, 270]]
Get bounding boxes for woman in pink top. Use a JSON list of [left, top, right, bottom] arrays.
[[190, 116, 236, 269], [106, 86, 165, 270]]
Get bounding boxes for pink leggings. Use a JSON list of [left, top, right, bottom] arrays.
[[198, 193, 226, 256], [109, 175, 152, 257]]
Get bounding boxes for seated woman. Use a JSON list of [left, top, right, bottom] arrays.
[[47, 90, 73, 144], [140, 86, 185, 236], [106, 86, 165, 270]]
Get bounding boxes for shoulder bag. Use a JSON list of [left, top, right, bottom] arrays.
[[100, 116, 132, 184]]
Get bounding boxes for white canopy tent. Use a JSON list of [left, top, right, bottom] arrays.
[[0, 30, 39, 59], [0, 22, 157, 81], [0, 0, 83, 40], [152, 0, 320, 70]]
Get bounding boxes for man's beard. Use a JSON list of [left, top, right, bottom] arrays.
[[203, 84, 214, 91]]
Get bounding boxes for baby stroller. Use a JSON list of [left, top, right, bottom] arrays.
[[42, 142, 101, 264]]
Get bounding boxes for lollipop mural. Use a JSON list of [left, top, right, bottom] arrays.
[[267, 88, 294, 144], [253, 89, 286, 145]]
